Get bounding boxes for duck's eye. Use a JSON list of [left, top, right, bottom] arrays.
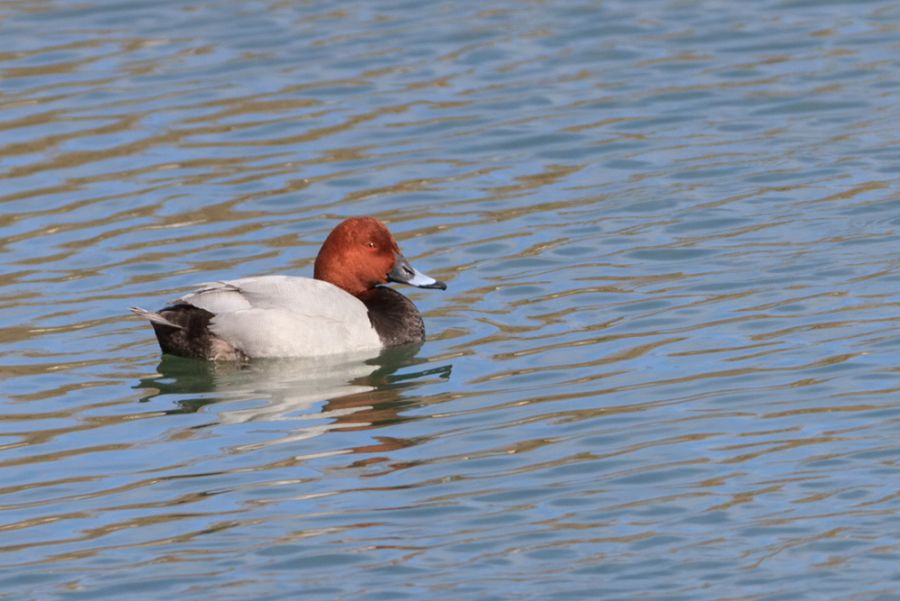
[[366, 241, 377, 249]]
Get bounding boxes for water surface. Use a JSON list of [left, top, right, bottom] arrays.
[[2, 0, 900, 599]]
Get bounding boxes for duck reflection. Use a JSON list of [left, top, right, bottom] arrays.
[[135, 345, 451, 452]]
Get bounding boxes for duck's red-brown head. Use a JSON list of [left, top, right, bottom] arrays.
[[314, 216, 446, 297]]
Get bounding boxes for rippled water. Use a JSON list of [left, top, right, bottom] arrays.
[[3, 0, 900, 599]]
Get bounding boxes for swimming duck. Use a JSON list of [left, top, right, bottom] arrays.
[[131, 216, 446, 360]]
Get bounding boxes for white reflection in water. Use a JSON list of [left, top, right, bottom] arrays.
[[136, 344, 450, 452]]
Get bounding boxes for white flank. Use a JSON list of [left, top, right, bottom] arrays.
[[176, 275, 382, 358]]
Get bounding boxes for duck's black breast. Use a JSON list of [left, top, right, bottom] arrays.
[[360, 287, 425, 347]]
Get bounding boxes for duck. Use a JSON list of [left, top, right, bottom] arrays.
[[131, 216, 446, 360]]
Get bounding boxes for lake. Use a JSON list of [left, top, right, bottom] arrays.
[[2, 0, 900, 599]]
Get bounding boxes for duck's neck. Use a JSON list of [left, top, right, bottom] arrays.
[[314, 272, 368, 298]]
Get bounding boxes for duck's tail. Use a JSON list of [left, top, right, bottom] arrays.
[[130, 307, 184, 329]]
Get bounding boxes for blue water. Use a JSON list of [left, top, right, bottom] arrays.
[[2, 0, 900, 599]]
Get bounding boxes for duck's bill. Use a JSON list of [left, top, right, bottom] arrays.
[[389, 255, 447, 290]]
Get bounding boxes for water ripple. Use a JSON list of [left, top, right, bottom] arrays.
[[2, 0, 900, 599]]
